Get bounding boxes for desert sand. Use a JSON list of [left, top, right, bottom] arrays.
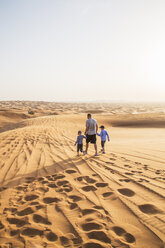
[[0, 101, 165, 248]]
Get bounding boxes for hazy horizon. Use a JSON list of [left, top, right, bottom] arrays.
[[1, 99, 165, 104], [1, 0, 165, 102]]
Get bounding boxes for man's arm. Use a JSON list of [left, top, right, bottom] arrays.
[[96, 123, 98, 133], [85, 126, 88, 133], [85, 120, 89, 134]]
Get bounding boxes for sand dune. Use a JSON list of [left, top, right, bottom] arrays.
[[0, 102, 165, 248]]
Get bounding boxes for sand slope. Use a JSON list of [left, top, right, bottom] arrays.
[[0, 113, 165, 248]]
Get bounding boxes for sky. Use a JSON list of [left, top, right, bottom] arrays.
[[0, 0, 165, 102]]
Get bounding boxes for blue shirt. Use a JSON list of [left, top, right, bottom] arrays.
[[75, 135, 86, 145], [97, 130, 109, 141]]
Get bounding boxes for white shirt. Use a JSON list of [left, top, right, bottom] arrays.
[[86, 118, 97, 135]]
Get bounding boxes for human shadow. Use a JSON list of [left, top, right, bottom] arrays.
[[0, 155, 92, 189]]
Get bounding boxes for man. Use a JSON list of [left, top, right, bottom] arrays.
[[84, 113, 98, 156]]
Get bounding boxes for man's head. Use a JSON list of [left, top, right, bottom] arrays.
[[78, 130, 82, 135], [87, 113, 91, 119], [99, 125, 104, 130]]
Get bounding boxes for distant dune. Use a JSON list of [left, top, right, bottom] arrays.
[[0, 101, 165, 248]]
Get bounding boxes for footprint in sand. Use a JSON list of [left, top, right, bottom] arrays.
[[68, 195, 82, 202], [138, 178, 149, 183], [96, 182, 108, 188], [69, 202, 78, 210], [105, 167, 115, 173], [112, 226, 125, 236], [33, 214, 51, 225], [21, 227, 43, 237], [38, 186, 49, 193], [124, 164, 132, 168], [65, 169, 77, 174], [43, 197, 61, 204], [53, 174, 65, 180], [30, 201, 40, 206], [25, 177, 35, 183], [5, 207, 17, 214], [155, 170, 161, 175], [57, 180, 69, 186], [7, 217, 28, 227], [112, 226, 135, 244], [125, 172, 134, 175], [45, 176, 54, 182], [117, 188, 135, 197], [143, 165, 148, 170], [24, 194, 39, 201], [35, 204, 45, 210], [10, 229, 20, 236], [138, 204, 163, 214], [93, 205, 104, 210], [105, 162, 115, 165], [87, 230, 111, 243], [0, 186, 7, 192], [60, 236, 71, 247], [84, 242, 105, 248], [41, 180, 48, 184], [102, 192, 114, 198], [17, 207, 34, 216], [84, 176, 97, 184], [45, 175, 52, 179], [82, 222, 103, 231], [82, 209, 96, 216], [72, 236, 83, 246], [46, 231, 58, 241], [82, 185, 97, 192], [92, 174, 98, 177], [47, 183, 57, 188], [119, 179, 131, 183], [63, 186, 73, 192], [16, 186, 27, 191], [75, 176, 83, 182], [37, 177, 45, 182], [75, 176, 96, 184]]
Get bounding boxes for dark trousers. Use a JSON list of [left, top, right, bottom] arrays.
[[77, 144, 83, 152], [101, 141, 106, 148]]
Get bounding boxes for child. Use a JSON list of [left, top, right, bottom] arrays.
[[97, 125, 110, 154], [74, 131, 86, 156]]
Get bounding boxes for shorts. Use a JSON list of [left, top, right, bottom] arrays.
[[77, 144, 83, 152], [101, 140, 106, 148], [86, 134, 96, 144]]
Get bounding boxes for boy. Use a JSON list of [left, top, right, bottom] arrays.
[[75, 131, 86, 156], [97, 125, 110, 154]]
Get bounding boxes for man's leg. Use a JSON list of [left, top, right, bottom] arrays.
[[94, 143, 97, 153], [94, 143, 99, 156], [86, 142, 89, 153]]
